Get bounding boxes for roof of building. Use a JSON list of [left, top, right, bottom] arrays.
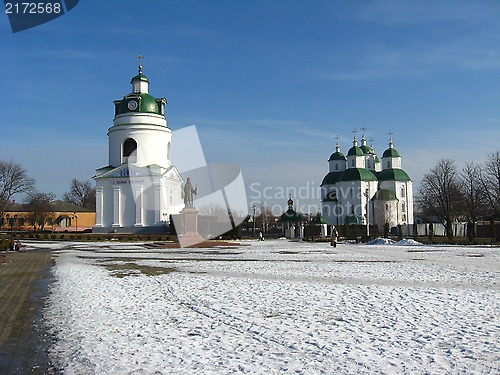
[[321, 171, 343, 186], [347, 145, 364, 156], [382, 147, 401, 158], [377, 168, 411, 181], [115, 93, 161, 115], [338, 168, 378, 182], [329, 151, 346, 161], [130, 72, 149, 83], [310, 213, 328, 224], [279, 208, 304, 222], [360, 144, 374, 155], [4, 200, 93, 213], [373, 189, 398, 201]]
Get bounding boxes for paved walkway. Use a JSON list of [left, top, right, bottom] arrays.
[[0, 250, 54, 374]]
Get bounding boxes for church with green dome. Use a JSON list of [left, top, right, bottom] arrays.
[[320, 134, 413, 230], [93, 62, 183, 233]]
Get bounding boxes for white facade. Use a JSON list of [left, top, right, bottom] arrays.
[[321, 136, 413, 230], [93, 66, 183, 233]]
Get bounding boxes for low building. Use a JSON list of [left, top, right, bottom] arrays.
[[1, 200, 95, 232]]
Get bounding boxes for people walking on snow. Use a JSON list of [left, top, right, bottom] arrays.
[[258, 231, 264, 241], [330, 225, 339, 247]]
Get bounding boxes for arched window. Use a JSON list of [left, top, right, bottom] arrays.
[[167, 142, 171, 161], [123, 138, 137, 162], [335, 163, 338, 171]]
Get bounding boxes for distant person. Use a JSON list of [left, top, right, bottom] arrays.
[[258, 231, 264, 241], [16, 240, 26, 252], [330, 226, 339, 247]]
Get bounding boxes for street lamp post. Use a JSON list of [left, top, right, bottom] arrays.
[[252, 205, 256, 237], [365, 188, 370, 237], [73, 212, 79, 232]]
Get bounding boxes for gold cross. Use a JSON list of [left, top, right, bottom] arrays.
[[137, 54, 144, 72]]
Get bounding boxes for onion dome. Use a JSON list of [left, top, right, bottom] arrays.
[[382, 138, 401, 158], [329, 143, 347, 161], [373, 189, 398, 201], [113, 65, 166, 117], [347, 137, 364, 156], [359, 135, 374, 154]]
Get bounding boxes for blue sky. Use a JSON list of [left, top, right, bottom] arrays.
[[2, 0, 500, 212]]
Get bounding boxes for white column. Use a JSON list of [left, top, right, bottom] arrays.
[[154, 184, 161, 224], [95, 187, 103, 227], [135, 187, 143, 227], [112, 186, 121, 227]]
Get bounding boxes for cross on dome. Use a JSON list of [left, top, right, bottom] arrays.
[[137, 54, 144, 73]]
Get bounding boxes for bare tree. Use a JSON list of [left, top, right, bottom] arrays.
[[26, 191, 56, 231], [63, 179, 96, 210], [0, 160, 34, 219], [459, 163, 486, 239], [481, 151, 500, 219], [417, 159, 462, 240]]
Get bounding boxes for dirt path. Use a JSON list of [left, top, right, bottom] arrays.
[[0, 250, 54, 374]]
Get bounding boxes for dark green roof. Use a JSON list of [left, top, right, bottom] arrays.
[[280, 209, 304, 222], [130, 72, 149, 83], [310, 213, 327, 225], [321, 172, 343, 186], [378, 168, 411, 181], [115, 93, 164, 115], [382, 147, 401, 158], [4, 200, 92, 213], [347, 146, 364, 156], [338, 168, 378, 182], [360, 145, 374, 154], [329, 152, 346, 161], [373, 189, 397, 201], [346, 214, 362, 224]]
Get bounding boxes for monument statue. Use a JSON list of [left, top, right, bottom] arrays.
[[183, 177, 197, 207]]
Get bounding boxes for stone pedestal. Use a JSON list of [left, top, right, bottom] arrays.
[[179, 207, 204, 247]]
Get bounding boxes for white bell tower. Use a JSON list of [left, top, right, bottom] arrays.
[[93, 58, 183, 233]]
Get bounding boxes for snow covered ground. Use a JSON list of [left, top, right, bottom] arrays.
[[30, 240, 499, 374]]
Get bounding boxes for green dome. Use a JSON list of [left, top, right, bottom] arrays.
[[310, 213, 327, 225], [347, 146, 364, 156], [382, 147, 401, 158], [360, 145, 374, 154], [373, 189, 397, 201], [338, 168, 377, 182], [378, 168, 411, 181], [321, 172, 343, 186], [137, 93, 158, 113], [115, 93, 160, 115], [280, 209, 303, 222], [130, 72, 149, 83], [329, 152, 346, 161]]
